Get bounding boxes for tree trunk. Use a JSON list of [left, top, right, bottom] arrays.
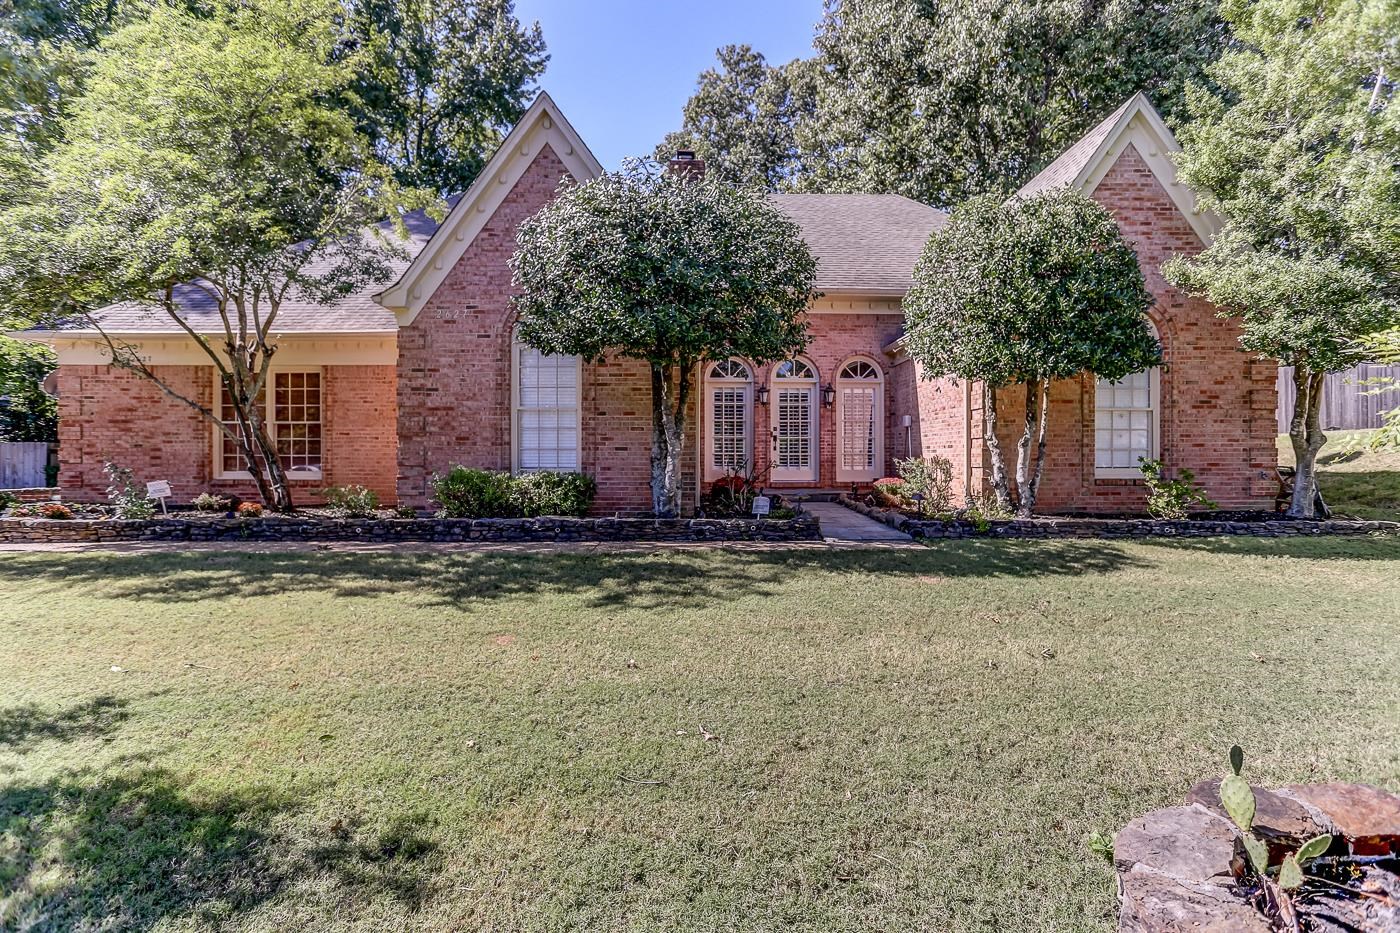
[[224, 369, 295, 512], [649, 362, 691, 518], [982, 381, 1014, 514], [1288, 366, 1329, 519], [1019, 378, 1051, 518]]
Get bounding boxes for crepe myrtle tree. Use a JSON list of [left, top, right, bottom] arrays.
[[904, 189, 1160, 517], [1, 0, 430, 511], [510, 160, 818, 517], [1163, 0, 1399, 518]]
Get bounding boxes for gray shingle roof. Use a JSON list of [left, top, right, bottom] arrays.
[[29, 198, 458, 336], [769, 194, 946, 295], [25, 191, 947, 338], [1017, 97, 1137, 198]]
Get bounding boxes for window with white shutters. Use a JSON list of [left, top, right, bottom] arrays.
[[704, 359, 752, 479], [836, 359, 882, 481]]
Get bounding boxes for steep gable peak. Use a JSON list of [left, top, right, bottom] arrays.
[[1017, 92, 1219, 246], [375, 91, 604, 324]]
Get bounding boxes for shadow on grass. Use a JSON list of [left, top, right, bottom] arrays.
[[0, 540, 1156, 609], [0, 763, 296, 930], [0, 761, 447, 929], [0, 695, 132, 753]]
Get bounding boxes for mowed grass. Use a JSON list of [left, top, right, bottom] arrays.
[[2, 540, 1399, 932], [1278, 428, 1400, 521]]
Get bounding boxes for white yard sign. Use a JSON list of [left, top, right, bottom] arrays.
[[751, 495, 771, 517], [146, 480, 172, 515]]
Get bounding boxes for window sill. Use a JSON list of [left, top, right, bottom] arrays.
[[214, 471, 324, 483]]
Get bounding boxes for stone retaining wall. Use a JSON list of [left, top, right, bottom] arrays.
[[839, 496, 1399, 539], [0, 513, 822, 544]]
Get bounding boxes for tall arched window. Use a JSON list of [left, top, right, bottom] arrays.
[[1094, 324, 1161, 477], [512, 337, 582, 472], [771, 357, 818, 483], [703, 358, 753, 479], [836, 359, 883, 483]]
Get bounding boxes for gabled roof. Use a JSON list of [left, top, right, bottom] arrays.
[[1017, 92, 1219, 245], [15, 202, 454, 338], [374, 91, 604, 324], [769, 194, 946, 296]]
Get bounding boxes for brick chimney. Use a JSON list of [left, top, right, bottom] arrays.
[[667, 149, 706, 181]]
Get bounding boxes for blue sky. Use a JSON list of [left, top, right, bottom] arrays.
[[511, 0, 822, 170]]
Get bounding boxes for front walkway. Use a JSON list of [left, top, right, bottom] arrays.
[[799, 501, 913, 543]]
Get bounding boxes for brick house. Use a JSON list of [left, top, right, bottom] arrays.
[[17, 91, 1277, 513]]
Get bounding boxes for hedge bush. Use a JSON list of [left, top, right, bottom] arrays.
[[431, 468, 596, 519]]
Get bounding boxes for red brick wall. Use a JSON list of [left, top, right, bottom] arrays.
[[395, 146, 695, 514], [888, 363, 971, 498], [54, 363, 398, 505], [960, 144, 1277, 511]]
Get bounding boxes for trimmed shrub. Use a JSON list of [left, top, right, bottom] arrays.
[[431, 467, 517, 518], [431, 467, 597, 518], [321, 484, 380, 518], [511, 471, 596, 517], [103, 461, 155, 520], [191, 492, 232, 513], [895, 456, 954, 513], [236, 501, 264, 518], [872, 477, 905, 508], [1139, 459, 1217, 520]]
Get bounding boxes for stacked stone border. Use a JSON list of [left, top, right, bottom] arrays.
[[838, 495, 1399, 539], [1115, 780, 1400, 930], [0, 513, 821, 544]]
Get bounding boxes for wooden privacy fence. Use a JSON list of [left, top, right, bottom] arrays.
[[1276, 364, 1400, 433], [0, 442, 53, 489]]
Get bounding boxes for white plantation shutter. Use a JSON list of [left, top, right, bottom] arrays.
[[515, 344, 581, 471]]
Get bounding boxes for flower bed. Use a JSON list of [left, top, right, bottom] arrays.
[[0, 512, 821, 544], [839, 496, 1400, 539]]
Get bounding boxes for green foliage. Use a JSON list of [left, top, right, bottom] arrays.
[[431, 468, 596, 518], [1295, 834, 1332, 864], [656, 45, 814, 190], [0, 336, 56, 442], [906, 190, 1159, 387], [1162, 0, 1400, 368], [1139, 459, 1219, 519], [667, 0, 1226, 205], [905, 189, 1158, 514], [1, 0, 433, 510], [1277, 853, 1304, 889], [1229, 744, 1244, 776], [509, 471, 596, 518], [190, 493, 232, 513], [0, 490, 18, 511], [511, 161, 816, 516], [1085, 831, 1115, 864], [341, 0, 547, 198], [894, 456, 954, 514], [102, 461, 154, 520], [431, 467, 515, 519], [320, 484, 381, 518]]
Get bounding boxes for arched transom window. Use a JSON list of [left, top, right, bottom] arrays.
[[836, 359, 883, 482], [1094, 323, 1161, 477], [771, 357, 818, 482], [704, 358, 753, 479]]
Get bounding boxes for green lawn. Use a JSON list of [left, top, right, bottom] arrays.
[[1277, 428, 1400, 521], [3, 541, 1399, 932]]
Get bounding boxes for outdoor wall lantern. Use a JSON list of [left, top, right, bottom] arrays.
[[756, 384, 770, 406], [821, 383, 836, 407]]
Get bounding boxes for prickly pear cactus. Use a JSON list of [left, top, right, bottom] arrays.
[[1295, 834, 1332, 865], [1229, 744, 1244, 776], [1241, 834, 1269, 875], [1279, 854, 1304, 890], [1220, 773, 1256, 832]]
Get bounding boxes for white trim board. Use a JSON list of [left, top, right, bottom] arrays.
[[1046, 94, 1220, 247], [375, 91, 604, 325]]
